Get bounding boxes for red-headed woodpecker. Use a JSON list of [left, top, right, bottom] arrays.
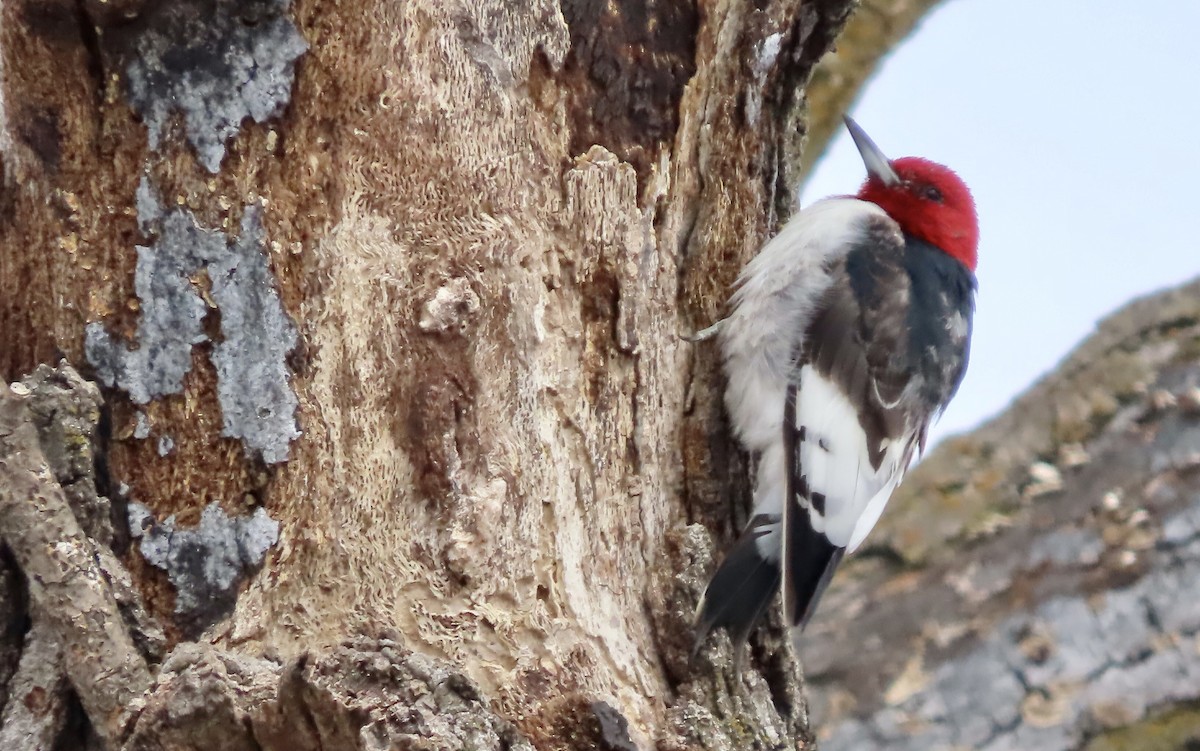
[[695, 117, 978, 650]]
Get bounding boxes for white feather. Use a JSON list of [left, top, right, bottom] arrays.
[[794, 366, 913, 552], [846, 468, 905, 551], [718, 198, 907, 561]]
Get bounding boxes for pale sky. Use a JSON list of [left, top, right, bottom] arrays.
[[802, 0, 1200, 447]]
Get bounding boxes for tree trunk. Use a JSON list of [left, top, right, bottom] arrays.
[[7, 3, 1196, 751], [0, 0, 895, 748]]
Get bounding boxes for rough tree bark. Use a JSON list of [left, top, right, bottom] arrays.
[[3, 2, 1195, 751], [0, 0, 952, 748]]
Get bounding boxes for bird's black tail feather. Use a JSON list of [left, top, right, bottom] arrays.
[[782, 498, 845, 630], [781, 381, 847, 631], [693, 515, 781, 656]]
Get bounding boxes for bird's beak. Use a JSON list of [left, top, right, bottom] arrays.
[[844, 116, 900, 187]]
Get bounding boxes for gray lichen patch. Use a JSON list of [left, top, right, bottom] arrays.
[[207, 208, 300, 464], [85, 209, 223, 405], [135, 173, 164, 233], [88, 179, 300, 463], [820, 502, 1200, 751], [134, 411, 151, 439], [123, 0, 308, 173], [129, 501, 279, 635]]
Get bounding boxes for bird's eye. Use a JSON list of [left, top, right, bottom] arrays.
[[922, 185, 944, 203]]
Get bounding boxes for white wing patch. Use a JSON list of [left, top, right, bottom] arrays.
[[793, 365, 913, 552]]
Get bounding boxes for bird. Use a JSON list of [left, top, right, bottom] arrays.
[[694, 116, 979, 652]]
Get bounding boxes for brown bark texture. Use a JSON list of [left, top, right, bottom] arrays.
[[0, 0, 890, 748], [3, 1, 1197, 750]]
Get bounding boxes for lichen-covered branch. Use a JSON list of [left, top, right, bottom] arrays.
[[0, 377, 151, 745], [0, 623, 68, 751]]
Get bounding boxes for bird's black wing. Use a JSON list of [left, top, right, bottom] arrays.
[[781, 219, 975, 630]]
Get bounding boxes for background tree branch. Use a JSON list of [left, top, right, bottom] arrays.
[[808, 276, 1200, 750], [799, 0, 947, 183]]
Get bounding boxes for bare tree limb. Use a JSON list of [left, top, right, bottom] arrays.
[[0, 381, 151, 747], [0, 621, 68, 751]]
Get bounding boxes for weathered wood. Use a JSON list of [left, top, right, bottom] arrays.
[[0, 376, 151, 746], [0, 623, 68, 751]]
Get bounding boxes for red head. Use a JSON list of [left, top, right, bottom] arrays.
[[845, 117, 979, 272]]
